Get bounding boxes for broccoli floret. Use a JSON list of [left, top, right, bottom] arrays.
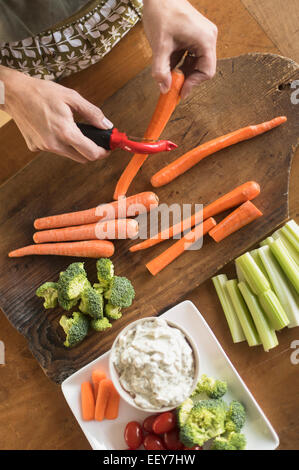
[[93, 283, 104, 294], [96, 258, 114, 289], [91, 317, 112, 332], [105, 303, 122, 320], [191, 374, 228, 399], [179, 399, 227, 447], [58, 296, 80, 311], [104, 276, 135, 308], [36, 282, 58, 308], [59, 312, 89, 348], [212, 432, 247, 450], [57, 262, 89, 303], [225, 401, 246, 433], [176, 398, 194, 428], [79, 287, 104, 319]]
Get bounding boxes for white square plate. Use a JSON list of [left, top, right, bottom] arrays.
[[61, 300, 279, 450]]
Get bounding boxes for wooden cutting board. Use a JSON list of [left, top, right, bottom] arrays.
[[0, 53, 298, 383]]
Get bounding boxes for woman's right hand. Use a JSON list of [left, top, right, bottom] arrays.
[[0, 66, 113, 163]]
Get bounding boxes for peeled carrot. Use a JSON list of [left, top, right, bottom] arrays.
[[34, 192, 159, 230], [33, 219, 139, 244], [130, 181, 260, 252], [113, 69, 184, 199], [146, 217, 216, 276], [151, 116, 287, 187], [105, 383, 120, 420], [81, 382, 95, 421], [92, 370, 106, 399], [95, 378, 114, 422], [209, 201, 263, 242], [8, 240, 115, 258]]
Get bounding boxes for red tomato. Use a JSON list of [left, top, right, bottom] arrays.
[[183, 445, 203, 450], [163, 429, 184, 450], [143, 434, 165, 450], [152, 412, 176, 434], [124, 421, 143, 450], [142, 415, 157, 434]]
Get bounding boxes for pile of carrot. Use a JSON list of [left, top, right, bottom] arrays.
[[8, 192, 159, 258], [81, 369, 120, 422]]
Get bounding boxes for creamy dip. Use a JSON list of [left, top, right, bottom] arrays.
[[112, 318, 195, 410]]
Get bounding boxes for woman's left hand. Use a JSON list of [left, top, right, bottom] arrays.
[[142, 0, 218, 99]]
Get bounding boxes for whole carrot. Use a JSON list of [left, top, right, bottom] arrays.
[[81, 382, 95, 421], [105, 383, 120, 420], [113, 69, 184, 199], [33, 219, 139, 244], [151, 116, 287, 187], [209, 201, 263, 243], [8, 240, 115, 258], [95, 378, 114, 422], [130, 181, 260, 252], [34, 192, 159, 230], [146, 217, 216, 276]]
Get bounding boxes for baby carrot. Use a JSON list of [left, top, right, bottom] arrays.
[[130, 181, 260, 252], [33, 219, 139, 243], [105, 383, 120, 420], [95, 379, 114, 422], [146, 217, 216, 276], [209, 201, 263, 242], [34, 192, 159, 230], [113, 69, 184, 199], [8, 240, 115, 258], [92, 370, 106, 399], [151, 116, 287, 187], [81, 382, 95, 421]]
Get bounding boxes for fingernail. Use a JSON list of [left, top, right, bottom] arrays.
[[102, 117, 114, 129], [158, 82, 169, 94]]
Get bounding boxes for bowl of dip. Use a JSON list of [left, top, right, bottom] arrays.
[[109, 317, 200, 412]]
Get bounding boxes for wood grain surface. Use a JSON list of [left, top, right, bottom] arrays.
[[0, 53, 298, 384], [0, 0, 299, 450]]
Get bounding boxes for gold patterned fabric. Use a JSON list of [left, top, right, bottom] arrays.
[[0, 0, 143, 80]]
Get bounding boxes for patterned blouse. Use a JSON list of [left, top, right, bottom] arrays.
[[0, 0, 143, 80]]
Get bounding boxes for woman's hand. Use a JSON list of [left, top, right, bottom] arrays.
[[0, 66, 113, 163], [143, 0, 218, 99]]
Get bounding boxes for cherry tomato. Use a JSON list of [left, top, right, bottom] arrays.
[[142, 415, 157, 433], [124, 421, 143, 450], [143, 434, 165, 450], [152, 411, 176, 434], [163, 429, 184, 450], [183, 445, 203, 450]]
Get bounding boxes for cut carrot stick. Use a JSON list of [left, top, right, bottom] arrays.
[[95, 378, 114, 422], [34, 192, 159, 230], [130, 182, 260, 252], [151, 116, 287, 187], [81, 382, 95, 421], [146, 217, 216, 276], [8, 240, 115, 258], [209, 201, 263, 243], [92, 370, 106, 399], [113, 69, 184, 199], [33, 219, 139, 243], [105, 383, 120, 420]]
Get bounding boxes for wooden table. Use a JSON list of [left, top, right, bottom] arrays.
[[0, 0, 298, 450]]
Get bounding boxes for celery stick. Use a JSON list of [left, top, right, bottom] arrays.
[[281, 221, 299, 253], [260, 236, 275, 248], [258, 290, 290, 330], [238, 281, 278, 352], [235, 260, 246, 283], [272, 231, 299, 266], [258, 246, 299, 328], [212, 275, 245, 343], [250, 249, 270, 280], [270, 238, 299, 294], [225, 280, 261, 347], [236, 253, 271, 295]]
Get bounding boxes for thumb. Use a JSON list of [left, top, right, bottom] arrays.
[[68, 91, 113, 129], [151, 48, 172, 94]]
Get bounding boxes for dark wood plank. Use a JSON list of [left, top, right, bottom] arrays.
[[0, 53, 298, 383]]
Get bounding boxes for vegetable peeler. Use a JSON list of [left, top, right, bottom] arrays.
[[76, 123, 178, 154]]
